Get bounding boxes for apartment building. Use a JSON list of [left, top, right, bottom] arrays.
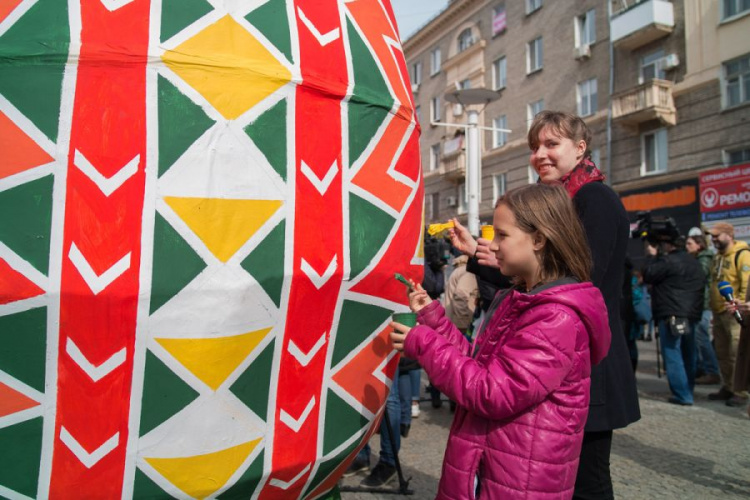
[[404, 0, 750, 236]]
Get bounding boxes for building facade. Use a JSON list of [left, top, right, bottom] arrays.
[[403, 0, 750, 236]]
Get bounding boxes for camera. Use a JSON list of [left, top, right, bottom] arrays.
[[631, 211, 680, 245]]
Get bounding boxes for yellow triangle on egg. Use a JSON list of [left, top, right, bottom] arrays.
[[145, 439, 260, 499], [156, 328, 272, 390], [164, 197, 282, 262]]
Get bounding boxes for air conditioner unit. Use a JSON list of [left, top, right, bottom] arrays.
[[574, 44, 591, 60], [446, 196, 458, 207], [661, 53, 680, 70]]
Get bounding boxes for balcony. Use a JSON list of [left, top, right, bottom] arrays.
[[611, 0, 674, 51], [612, 79, 676, 126]]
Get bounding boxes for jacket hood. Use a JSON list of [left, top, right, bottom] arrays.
[[514, 282, 611, 365], [724, 240, 749, 257]]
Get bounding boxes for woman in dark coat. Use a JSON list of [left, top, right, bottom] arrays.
[[451, 111, 640, 499]]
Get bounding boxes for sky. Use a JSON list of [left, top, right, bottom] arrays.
[[390, 0, 450, 40]]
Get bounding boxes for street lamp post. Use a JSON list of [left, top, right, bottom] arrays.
[[434, 88, 506, 236]]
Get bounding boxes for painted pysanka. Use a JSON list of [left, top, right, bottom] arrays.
[[0, 0, 423, 499]]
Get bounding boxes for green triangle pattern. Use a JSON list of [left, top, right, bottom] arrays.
[[150, 211, 208, 314], [0, 175, 54, 275], [160, 0, 214, 43], [0, 0, 69, 142], [229, 340, 275, 420], [322, 390, 368, 457], [347, 19, 394, 167], [0, 307, 47, 394], [348, 194, 395, 280], [133, 467, 169, 498], [303, 436, 362, 499], [244, 99, 287, 182], [139, 350, 200, 436], [239, 220, 285, 307], [217, 449, 265, 499], [157, 75, 215, 177], [244, 0, 293, 64], [331, 299, 392, 369], [0, 417, 43, 498]]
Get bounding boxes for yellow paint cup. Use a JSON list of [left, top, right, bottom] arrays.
[[480, 225, 494, 241]]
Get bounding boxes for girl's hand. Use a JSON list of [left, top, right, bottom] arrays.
[[390, 322, 411, 352], [475, 238, 500, 269], [727, 301, 750, 315], [408, 282, 432, 312], [448, 218, 477, 257]]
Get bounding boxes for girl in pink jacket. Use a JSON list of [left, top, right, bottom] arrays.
[[391, 184, 611, 499]]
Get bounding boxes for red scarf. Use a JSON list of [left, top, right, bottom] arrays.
[[559, 157, 606, 198]]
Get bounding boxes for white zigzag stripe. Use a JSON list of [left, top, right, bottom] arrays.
[[288, 334, 326, 367], [66, 338, 126, 382], [300, 256, 337, 290], [68, 243, 131, 295], [269, 464, 312, 490], [297, 7, 340, 46], [100, 0, 134, 11], [301, 160, 338, 196], [74, 150, 139, 197], [59, 427, 120, 468], [279, 397, 316, 433]]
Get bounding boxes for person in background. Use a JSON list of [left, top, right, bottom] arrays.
[[727, 296, 750, 418], [444, 254, 479, 339], [707, 222, 750, 407], [686, 234, 721, 385], [397, 354, 421, 437], [391, 183, 611, 499], [642, 237, 705, 405]]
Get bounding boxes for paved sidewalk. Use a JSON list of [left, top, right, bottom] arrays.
[[340, 338, 750, 499]]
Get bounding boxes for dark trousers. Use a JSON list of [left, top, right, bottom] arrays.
[[573, 430, 614, 500]]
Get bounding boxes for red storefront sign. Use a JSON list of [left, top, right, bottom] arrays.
[[699, 163, 750, 214]]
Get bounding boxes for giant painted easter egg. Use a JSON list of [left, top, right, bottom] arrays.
[[0, 0, 423, 498]]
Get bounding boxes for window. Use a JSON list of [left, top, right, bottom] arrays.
[[724, 54, 750, 107], [458, 28, 475, 53], [526, 0, 542, 15], [591, 148, 601, 168], [642, 129, 668, 174], [528, 165, 539, 184], [492, 115, 508, 148], [722, 0, 750, 20], [575, 9, 596, 47], [412, 61, 422, 85], [429, 193, 440, 220], [430, 47, 441, 75], [640, 50, 665, 83], [492, 56, 507, 90], [493, 6, 507, 35], [415, 105, 421, 124], [527, 37, 543, 73], [458, 182, 468, 214], [493, 173, 507, 202], [429, 143, 440, 171], [726, 147, 750, 165], [459, 79, 472, 89], [430, 96, 441, 123], [527, 99, 544, 129], [577, 78, 598, 117]]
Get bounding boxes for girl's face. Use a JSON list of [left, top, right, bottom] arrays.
[[685, 237, 700, 255], [489, 203, 543, 285], [530, 127, 586, 183]]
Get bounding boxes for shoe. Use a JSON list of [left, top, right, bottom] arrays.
[[668, 396, 693, 406], [400, 423, 410, 438], [411, 402, 420, 418], [708, 386, 734, 401], [343, 456, 369, 477], [644, 334, 653, 342], [726, 395, 749, 407], [360, 462, 396, 488], [695, 373, 721, 385], [429, 386, 442, 409]]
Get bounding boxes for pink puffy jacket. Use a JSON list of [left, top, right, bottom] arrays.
[[404, 281, 610, 499]]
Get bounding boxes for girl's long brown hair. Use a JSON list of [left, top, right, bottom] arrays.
[[497, 183, 592, 285]]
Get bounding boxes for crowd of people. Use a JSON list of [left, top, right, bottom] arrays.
[[344, 110, 750, 499]]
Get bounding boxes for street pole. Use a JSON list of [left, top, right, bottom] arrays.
[[466, 109, 480, 236]]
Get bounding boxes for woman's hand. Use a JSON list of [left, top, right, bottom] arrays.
[[408, 282, 432, 312], [475, 238, 500, 269], [448, 218, 477, 257], [390, 322, 411, 352], [727, 301, 750, 315]]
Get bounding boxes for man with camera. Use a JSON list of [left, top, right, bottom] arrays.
[[642, 231, 705, 406], [707, 222, 750, 407]]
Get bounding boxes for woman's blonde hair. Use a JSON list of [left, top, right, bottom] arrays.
[[496, 183, 592, 285], [528, 110, 592, 159]]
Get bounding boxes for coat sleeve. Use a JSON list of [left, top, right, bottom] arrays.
[[736, 251, 750, 302], [574, 183, 623, 287], [405, 305, 578, 421], [415, 300, 472, 355], [642, 256, 670, 285]]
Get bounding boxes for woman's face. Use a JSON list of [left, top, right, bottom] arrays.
[[685, 237, 700, 255], [489, 203, 542, 284], [530, 127, 586, 183]]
